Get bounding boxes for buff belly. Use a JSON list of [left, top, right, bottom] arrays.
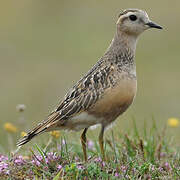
[[60, 78, 137, 131]]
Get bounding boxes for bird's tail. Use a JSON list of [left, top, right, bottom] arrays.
[[16, 111, 60, 147]]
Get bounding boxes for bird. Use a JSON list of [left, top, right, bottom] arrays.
[[17, 9, 162, 161]]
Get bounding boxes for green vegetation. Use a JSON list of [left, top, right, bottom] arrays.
[[0, 121, 179, 179]]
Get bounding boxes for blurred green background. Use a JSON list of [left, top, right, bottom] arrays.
[[0, 0, 180, 150]]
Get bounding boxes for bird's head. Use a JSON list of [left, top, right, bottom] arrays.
[[116, 9, 162, 36]]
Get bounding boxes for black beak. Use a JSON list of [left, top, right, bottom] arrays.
[[145, 22, 163, 29]]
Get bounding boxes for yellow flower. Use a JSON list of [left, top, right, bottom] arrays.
[[50, 130, 60, 139], [167, 118, 180, 127], [4, 123, 17, 133], [21, 131, 27, 137]]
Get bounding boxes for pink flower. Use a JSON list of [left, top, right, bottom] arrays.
[[101, 161, 105, 167], [31, 155, 43, 166], [46, 152, 58, 161], [158, 167, 163, 172], [57, 165, 62, 170], [160, 152, 166, 158], [31, 152, 60, 166], [14, 155, 26, 165], [94, 157, 102, 163], [31, 158, 41, 166], [75, 156, 79, 161], [164, 162, 169, 167], [36, 155, 43, 161], [4, 170, 9, 175], [45, 159, 49, 164], [151, 165, 155, 171], [164, 162, 172, 171], [115, 172, 119, 177], [121, 165, 127, 173], [87, 140, 94, 150], [0, 162, 8, 174], [77, 165, 84, 170], [0, 155, 8, 162]]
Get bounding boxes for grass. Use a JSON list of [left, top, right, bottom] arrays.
[[0, 121, 179, 179]]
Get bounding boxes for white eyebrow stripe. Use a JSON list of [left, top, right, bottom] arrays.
[[125, 12, 135, 16]]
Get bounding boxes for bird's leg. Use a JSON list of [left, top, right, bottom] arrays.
[[81, 128, 88, 162], [99, 126, 106, 161]]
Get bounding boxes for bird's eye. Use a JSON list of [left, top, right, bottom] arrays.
[[129, 15, 137, 21]]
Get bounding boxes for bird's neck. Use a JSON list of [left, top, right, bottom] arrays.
[[108, 31, 138, 56], [104, 31, 138, 76], [103, 31, 138, 74]]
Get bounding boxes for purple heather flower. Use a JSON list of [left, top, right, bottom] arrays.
[[57, 165, 62, 170], [36, 155, 43, 161], [115, 172, 119, 177], [0, 154, 8, 162], [0, 162, 8, 173], [164, 162, 169, 168], [14, 155, 26, 165], [125, 175, 129, 178], [0, 162, 8, 169], [87, 140, 94, 150], [164, 162, 172, 171], [31, 155, 43, 166], [47, 152, 58, 161], [121, 165, 127, 173], [45, 159, 49, 164], [5, 170, 9, 175], [94, 157, 102, 163], [31, 159, 41, 166], [77, 165, 84, 170], [46, 152, 60, 164], [75, 156, 79, 161], [31, 153, 60, 166], [47, 152, 54, 157], [101, 161, 105, 167], [158, 167, 163, 172], [160, 152, 166, 158], [151, 165, 155, 171]]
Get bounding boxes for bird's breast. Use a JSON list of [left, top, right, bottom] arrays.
[[88, 76, 137, 123]]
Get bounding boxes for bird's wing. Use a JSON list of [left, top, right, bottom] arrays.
[[17, 60, 115, 146], [52, 61, 115, 123]]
